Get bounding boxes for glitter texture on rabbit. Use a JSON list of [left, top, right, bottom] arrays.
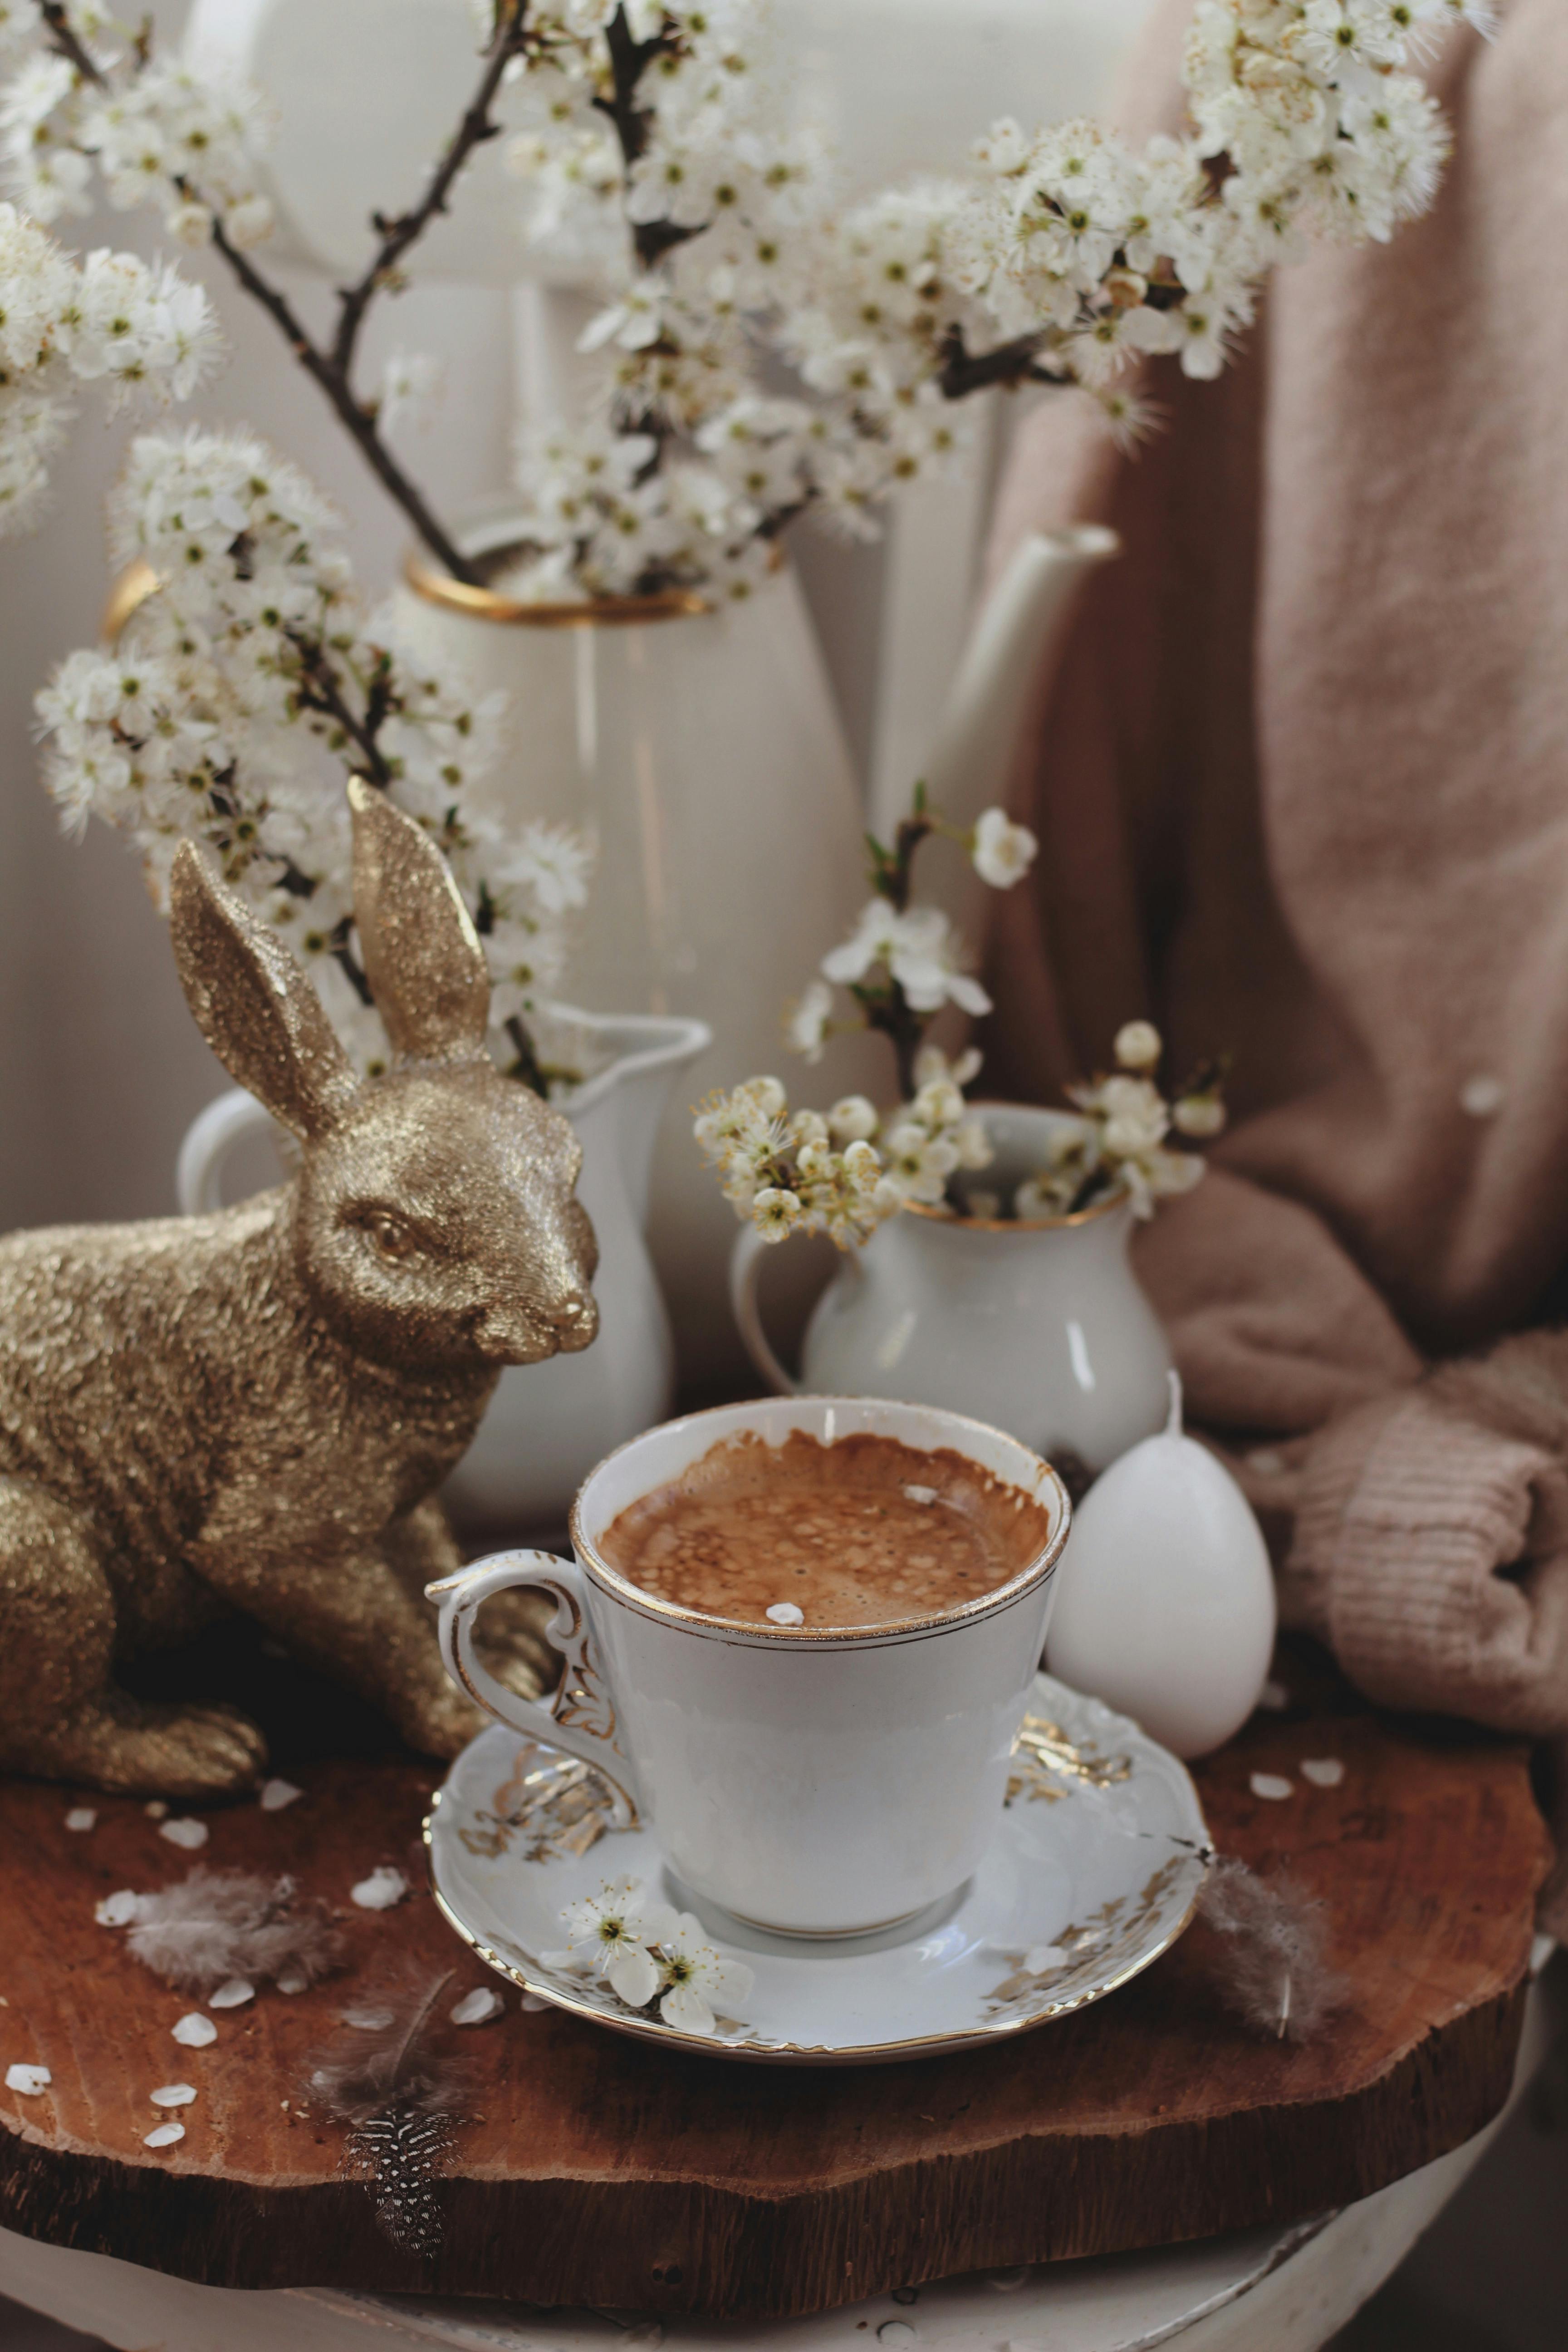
[[0, 781, 598, 1796]]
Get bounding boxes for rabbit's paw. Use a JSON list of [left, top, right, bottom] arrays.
[[96, 1701, 267, 1798], [145, 1701, 270, 1795]]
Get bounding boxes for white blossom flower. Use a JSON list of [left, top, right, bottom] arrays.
[[752, 1184, 803, 1242], [554, 1877, 680, 2009], [36, 427, 588, 1068], [822, 901, 990, 1017], [380, 350, 445, 435], [656, 1915, 755, 2035], [880, 1121, 960, 1206], [971, 808, 1038, 890], [785, 977, 833, 1061]]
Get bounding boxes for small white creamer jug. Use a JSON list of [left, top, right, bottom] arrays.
[[177, 1004, 709, 1529], [732, 1105, 1173, 1477]]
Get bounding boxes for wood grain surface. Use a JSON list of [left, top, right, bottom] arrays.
[[0, 1638, 1551, 2319]]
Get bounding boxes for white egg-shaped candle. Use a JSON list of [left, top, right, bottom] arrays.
[[1046, 1373, 1276, 1759]]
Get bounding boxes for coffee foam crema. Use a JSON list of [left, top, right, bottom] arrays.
[[596, 1428, 1051, 1631]]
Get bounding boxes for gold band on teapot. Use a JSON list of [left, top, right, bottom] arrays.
[[402, 549, 711, 628], [100, 557, 160, 647]]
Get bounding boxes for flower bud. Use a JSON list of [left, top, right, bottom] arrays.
[[1173, 1092, 1226, 1138], [1113, 1019, 1162, 1072], [828, 1093, 878, 1144]]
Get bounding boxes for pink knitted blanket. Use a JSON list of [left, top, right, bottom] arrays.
[[984, 0, 1568, 1884]]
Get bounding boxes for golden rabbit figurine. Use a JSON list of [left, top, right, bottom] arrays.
[[0, 781, 598, 1796]]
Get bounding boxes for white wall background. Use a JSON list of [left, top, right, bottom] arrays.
[[0, 0, 1157, 1239]]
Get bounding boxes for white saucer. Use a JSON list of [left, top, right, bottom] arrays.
[[425, 1671, 1210, 2066]]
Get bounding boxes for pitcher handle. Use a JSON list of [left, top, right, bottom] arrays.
[[177, 1088, 275, 1215], [729, 1225, 801, 1396], [426, 1553, 640, 1830]]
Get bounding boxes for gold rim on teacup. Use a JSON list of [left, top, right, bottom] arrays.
[[565, 1394, 1072, 1649]]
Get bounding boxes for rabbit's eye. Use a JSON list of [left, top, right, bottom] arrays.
[[366, 1211, 419, 1264]]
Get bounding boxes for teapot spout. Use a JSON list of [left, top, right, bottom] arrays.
[[905, 524, 1119, 842]]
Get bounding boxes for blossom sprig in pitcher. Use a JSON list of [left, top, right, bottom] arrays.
[[701, 791, 1229, 1477]]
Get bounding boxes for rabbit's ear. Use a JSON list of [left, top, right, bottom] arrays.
[[169, 844, 358, 1140], [348, 778, 491, 1064]]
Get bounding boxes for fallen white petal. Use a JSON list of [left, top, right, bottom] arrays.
[[274, 1970, 308, 1995], [1250, 1773, 1294, 1802], [143, 2122, 185, 2148], [160, 1818, 209, 1851], [64, 1808, 96, 1833], [172, 2014, 217, 2048], [1300, 1757, 1345, 1788], [260, 1779, 303, 1813], [5, 2064, 50, 2095], [342, 2005, 396, 2032], [143, 1801, 168, 1820], [451, 1986, 503, 2026], [1256, 1681, 1289, 1712], [95, 1890, 142, 1928], [208, 1979, 254, 2010], [351, 1866, 407, 1911], [150, 2084, 196, 2108]]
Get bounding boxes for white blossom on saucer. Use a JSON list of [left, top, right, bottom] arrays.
[[552, 1877, 679, 2010], [655, 1915, 755, 2037]]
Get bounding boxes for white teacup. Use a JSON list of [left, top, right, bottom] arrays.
[[429, 1395, 1071, 1938]]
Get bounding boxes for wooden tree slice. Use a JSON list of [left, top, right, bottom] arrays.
[[0, 1644, 1550, 2320]]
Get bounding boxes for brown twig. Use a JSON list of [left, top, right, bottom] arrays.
[[196, 203, 481, 583], [285, 632, 397, 789], [330, 0, 533, 380], [32, 0, 520, 586], [936, 325, 1068, 400], [36, 0, 104, 84], [594, 5, 704, 273]]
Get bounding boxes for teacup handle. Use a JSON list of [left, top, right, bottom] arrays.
[[426, 1553, 641, 1830], [729, 1225, 801, 1396]]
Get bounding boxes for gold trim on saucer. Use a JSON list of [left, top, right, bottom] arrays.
[[421, 1764, 1210, 2067]]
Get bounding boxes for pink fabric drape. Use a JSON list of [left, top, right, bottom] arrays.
[[982, 1, 1568, 1877]]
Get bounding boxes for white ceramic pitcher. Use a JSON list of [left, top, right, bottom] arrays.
[[388, 511, 1119, 1382], [731, 1107, 1173, 1477], [177, 1006, 709, 1530]]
